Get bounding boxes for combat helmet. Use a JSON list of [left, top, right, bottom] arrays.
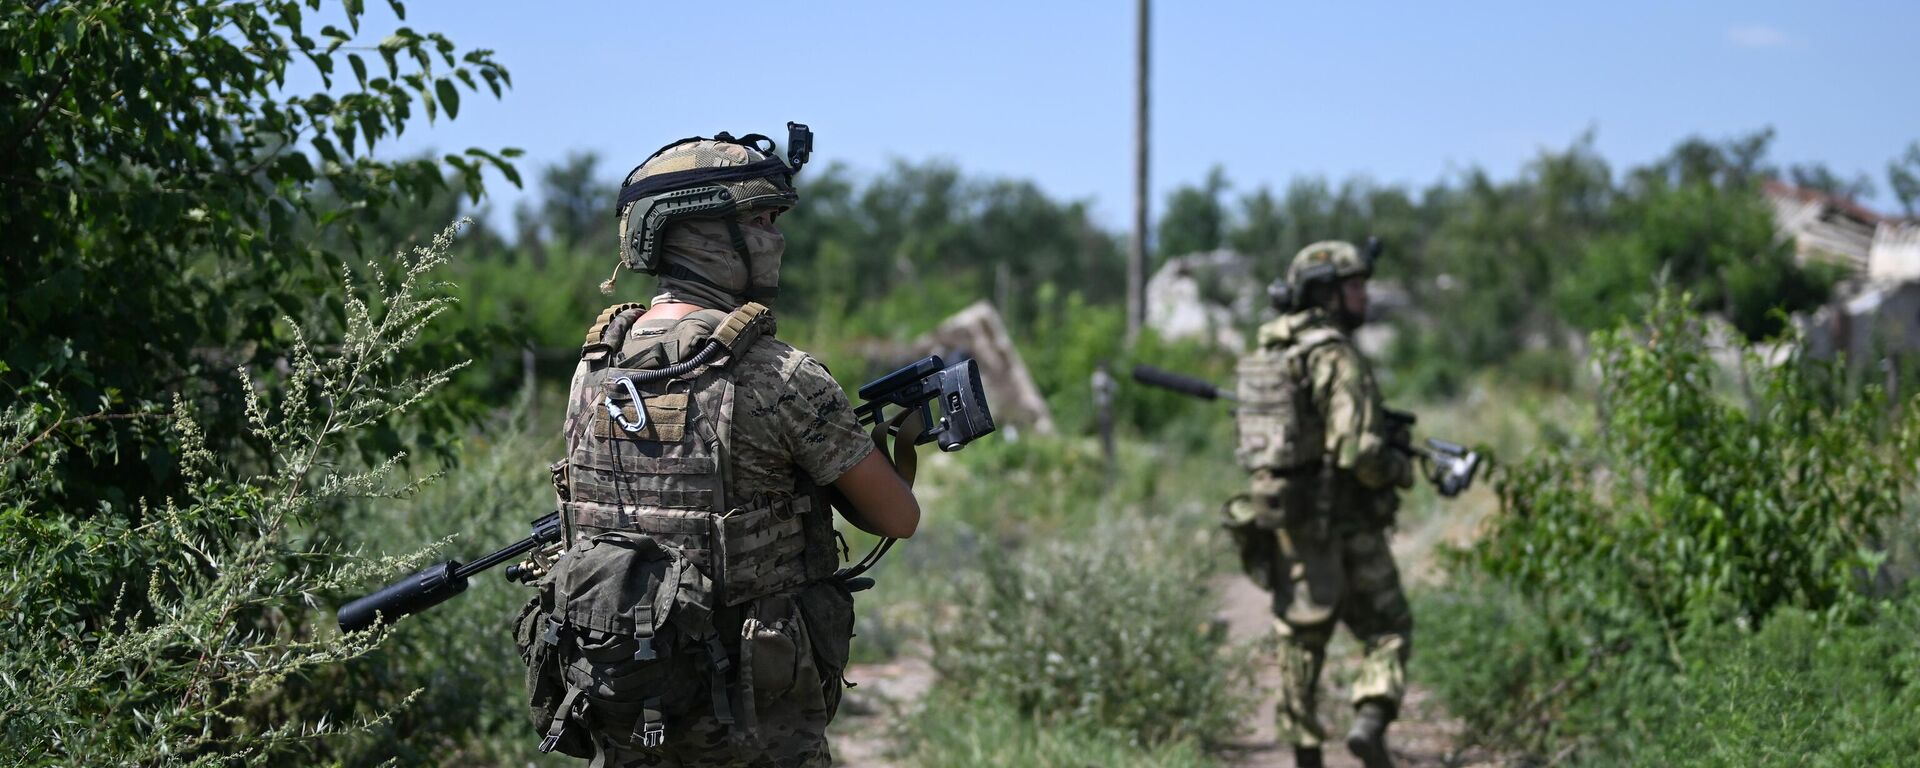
[[1268, 237, 1381, 311], [612, 122, 814, 297]]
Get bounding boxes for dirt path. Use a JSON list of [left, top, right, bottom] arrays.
[[829, 504, 1496, 767], [1211, 577, 1471, 768]]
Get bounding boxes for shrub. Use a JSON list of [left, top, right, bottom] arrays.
[[1473, 290, 1918, 632], [926, 517, 1250, 748], [0, 224, 471, 764], [1428, 290, 1920, 761], [904, 693, 1217, 768]]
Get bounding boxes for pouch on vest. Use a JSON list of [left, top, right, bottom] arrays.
[[1221, 493, 1280, 592], [543, 531, 714, 751], [516, 594, 591, 759]]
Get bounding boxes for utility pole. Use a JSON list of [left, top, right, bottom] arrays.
[[1126, 0, 1150, 345]]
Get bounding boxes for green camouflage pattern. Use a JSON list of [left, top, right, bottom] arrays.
[[1242, 308, 1413, 749], [1270, 526, 1412, 748], [1285, 239, 1372, 290]]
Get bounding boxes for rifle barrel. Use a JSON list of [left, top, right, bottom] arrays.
[[1131, 364, 1235, 401]]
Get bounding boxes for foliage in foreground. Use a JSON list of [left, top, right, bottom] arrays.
[[1418, 586, 1920, 767], [925, 516, 1251, 752], [904, 694, 1217, 768], [2, 0, 517, 514], [1423, 291, 1920, 761], [0, 226, 466, 765]]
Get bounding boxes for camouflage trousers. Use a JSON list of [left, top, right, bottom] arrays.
[[589, 693, 835, 768], [1267, 524, 1412, 749]]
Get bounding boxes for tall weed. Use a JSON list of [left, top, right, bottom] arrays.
[[0, 224, 472, 765]]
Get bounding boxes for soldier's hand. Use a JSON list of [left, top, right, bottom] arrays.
[[1389, 450, 1415, 489]]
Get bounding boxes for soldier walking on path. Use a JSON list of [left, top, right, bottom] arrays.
[[1231, 240, 1414, 768]]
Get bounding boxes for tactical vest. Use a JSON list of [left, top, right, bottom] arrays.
[[522, 302, 842, 757], [1233, 325, 1341, 528]]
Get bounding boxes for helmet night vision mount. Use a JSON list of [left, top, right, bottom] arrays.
[[1269, 236, 1382, 312], [614, 121, 814, 297]]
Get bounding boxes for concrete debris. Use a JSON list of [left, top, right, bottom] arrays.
[[1146, 249, 1259, 350]]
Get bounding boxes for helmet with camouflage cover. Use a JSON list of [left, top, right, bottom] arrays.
[[609, 123, 814, 300], [1268, 237, 1381, 312]]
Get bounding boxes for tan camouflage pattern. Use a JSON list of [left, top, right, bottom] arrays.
[[546, 309, 869, 767], [719, 331, 874, 498], [1242, 308, 1412, 749], [574, 314, 873, 505], [1255, 309, 1412, 511]]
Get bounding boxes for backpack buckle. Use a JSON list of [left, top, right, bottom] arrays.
[[640, 720, 667, 748]]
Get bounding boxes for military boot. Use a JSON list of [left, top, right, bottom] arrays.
[[1345, 700, 1394, 768], [1292, 746, 1324, 768]]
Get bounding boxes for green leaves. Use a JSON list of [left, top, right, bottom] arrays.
[[1473, 289, 1918, 636], [0, 2, 521, 754]]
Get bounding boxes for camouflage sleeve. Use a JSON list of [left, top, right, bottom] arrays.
[[1308, 343, 1409, 489], [777, 354, 877, 486]]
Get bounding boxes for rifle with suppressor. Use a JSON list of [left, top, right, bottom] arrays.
[[1129, 364, 1482, 497], [337, 512, 563, 633], [338, 354, 995, 634]]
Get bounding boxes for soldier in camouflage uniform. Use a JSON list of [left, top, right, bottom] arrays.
[[520, 127, 920, 768], [1233, 241, 1413, 768]]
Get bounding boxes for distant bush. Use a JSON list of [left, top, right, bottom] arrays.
[[1475, 290, 1917, 628], [926, 517, 1251, 749]]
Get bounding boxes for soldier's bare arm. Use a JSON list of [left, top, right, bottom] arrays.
[[832, 451, 921, 538]]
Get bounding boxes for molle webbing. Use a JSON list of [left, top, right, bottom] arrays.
[[582, 302, 649, 361]]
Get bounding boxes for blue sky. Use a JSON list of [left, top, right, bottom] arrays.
[[348, 1, 1920, 227]]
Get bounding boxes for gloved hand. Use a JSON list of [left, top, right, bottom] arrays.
[[1388, 447, 1415, 489]]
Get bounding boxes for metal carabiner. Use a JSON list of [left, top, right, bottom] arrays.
[[603, 376, 649, 433]]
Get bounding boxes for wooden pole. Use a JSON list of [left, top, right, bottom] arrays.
[[1126, 0, 1150, 345]]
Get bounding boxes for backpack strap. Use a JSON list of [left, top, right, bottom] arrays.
[[580, 302, 649, 366]]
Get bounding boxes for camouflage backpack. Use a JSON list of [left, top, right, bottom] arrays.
[[1224, 323, 1341, 585], [516, 301, 843, 757]]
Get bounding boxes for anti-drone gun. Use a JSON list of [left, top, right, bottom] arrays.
[[337, 512, 564, 633], [1129, 364, 1481, 498], [1379, 407, 1482, 498], [338, 355, 996, 632], [854, 354, 997, 452], [832, 354, 997, 587]]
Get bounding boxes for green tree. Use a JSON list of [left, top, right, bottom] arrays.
[[1561, 132, 1837, 340], [1889, 140, 1920, 219], [1157, 165, 1230, 258], [1, 0, 519, 512]]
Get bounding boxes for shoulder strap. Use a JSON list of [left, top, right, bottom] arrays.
[[580, 302, 648, 365], [1291, 326, 1344, 353], [712, 302, 776, 357]]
